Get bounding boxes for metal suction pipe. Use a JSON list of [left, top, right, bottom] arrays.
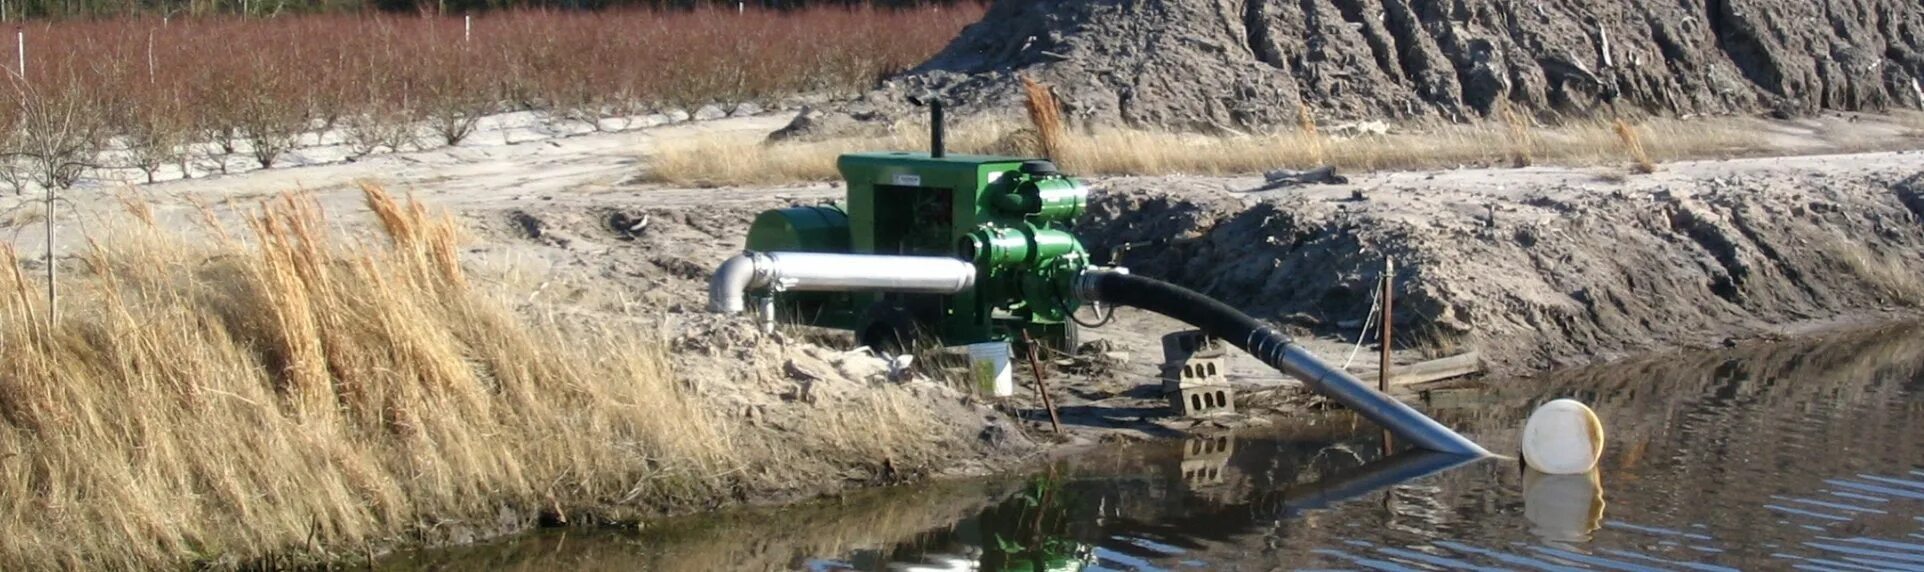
[[708, 252, 767, 314], [708, 251, 977, 314], [1075, 268, 1490, 457]]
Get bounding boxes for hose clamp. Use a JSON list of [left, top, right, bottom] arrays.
[[745, 251, 778, 290], [1072, 266, 1129, 303]]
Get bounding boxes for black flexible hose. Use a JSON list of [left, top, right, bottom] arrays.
[[1081, 271, 1488, 457], [1085, 271, 1280, 346]]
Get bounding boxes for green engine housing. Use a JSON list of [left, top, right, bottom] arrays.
[[744, 151, 1091, 350]]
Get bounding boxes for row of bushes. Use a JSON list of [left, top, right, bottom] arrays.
[[6, 0, 981, 20], [0, 4, 981, 190]]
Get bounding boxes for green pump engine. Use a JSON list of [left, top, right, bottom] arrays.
[[706, 98, 1490, 458], [714, 100, 1092, 351]]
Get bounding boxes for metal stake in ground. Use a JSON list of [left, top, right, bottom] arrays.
[[1380, 257, 1394, 451], [1021, 331, 1064, 433], [1379, 258, 1397, 395]]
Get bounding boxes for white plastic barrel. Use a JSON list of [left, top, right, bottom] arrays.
[[1521, 399, 1606, 474], [966, 341, 1014, 397]]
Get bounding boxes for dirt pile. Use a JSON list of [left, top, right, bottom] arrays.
[[1076, 154, 1924, 372], [460, 199, 1038, 489], [884, 0, 1924, 131], [667, 318, 1036, 486]]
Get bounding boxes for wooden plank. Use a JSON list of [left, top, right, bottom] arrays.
[[1348, 350, 1482, 390]]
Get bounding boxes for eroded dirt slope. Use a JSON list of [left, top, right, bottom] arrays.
[[1078, 152, 1924, 371], [888, 0, 1924, 130]]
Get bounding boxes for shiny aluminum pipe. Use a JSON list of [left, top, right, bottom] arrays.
[[708, 251, 977, 314]]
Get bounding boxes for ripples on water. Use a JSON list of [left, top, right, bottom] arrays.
[[385, 326, 1924, 571]]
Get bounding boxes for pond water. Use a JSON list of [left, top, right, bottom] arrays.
[[386, 327, 1924, 571]]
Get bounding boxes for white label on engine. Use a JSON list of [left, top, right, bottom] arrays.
[[893, 174, 923, 186]]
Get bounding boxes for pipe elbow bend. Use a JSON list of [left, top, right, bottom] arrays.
[[708, 252, 765, 314]]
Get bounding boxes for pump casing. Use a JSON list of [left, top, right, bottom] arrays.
[[745, 152, 1090, 350]]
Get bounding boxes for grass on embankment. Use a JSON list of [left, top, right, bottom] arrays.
[[0, 186, 737, 568], [643, 115, 1781, 187]]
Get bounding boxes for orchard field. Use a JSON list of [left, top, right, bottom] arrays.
[[0, 4, 982, 189]]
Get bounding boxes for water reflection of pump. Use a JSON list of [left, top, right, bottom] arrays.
[[1522, 468, 1606, 543], [969, 476, 1095, 572]]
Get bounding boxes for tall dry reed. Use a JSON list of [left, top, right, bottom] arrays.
[[1296, 104, 1327, 165], [1500, 101, 1537, 168], [1614, 118, 1658, 174], [1021, 75, 1066, 163], [0, 184, 732, 569]]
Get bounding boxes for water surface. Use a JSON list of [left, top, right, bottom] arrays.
[[386, 326, 1924, 571]]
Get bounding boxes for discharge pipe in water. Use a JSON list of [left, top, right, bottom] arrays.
[[1076, 268, 1490, 457]]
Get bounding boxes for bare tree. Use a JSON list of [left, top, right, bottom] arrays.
[[342, 105, 418, 159], [5, 83, 109, 192], [124, 95, 190, 184], [191, 77, 246, 175], [0, 81, 109, 324], [421, 62, 490, 147], [237, 88, 306, 169], [425, 95, 486, 147], [0, 99, 28, 196]]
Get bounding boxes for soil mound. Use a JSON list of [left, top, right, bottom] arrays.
[[887, 0, 1924, 131], [1075, 155, 1924, 372]]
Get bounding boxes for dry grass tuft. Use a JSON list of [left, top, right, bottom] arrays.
[[1020, 76, 1067, 163], [1815, 233, 1924, 306], [1501, 102, 1537, 168], [0, 185, 734, 569], [1891, 110, 1924, 133], [1410, 324, 1472, 361], [1614, 118, 1658, 174], [646, 117, 1766, 186], [1297, 105, 1328, 164]]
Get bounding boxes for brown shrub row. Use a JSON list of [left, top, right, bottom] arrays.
[[0, 5, 982, 187]]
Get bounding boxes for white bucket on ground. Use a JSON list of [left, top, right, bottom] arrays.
[[966, 341, 1014, 397]]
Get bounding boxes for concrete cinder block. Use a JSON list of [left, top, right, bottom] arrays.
[[1160, 331, 1234, 417], [1161, 355, 1227, 392], [1169, 381, 1235, 416], [1160, 330, 1234, 417]]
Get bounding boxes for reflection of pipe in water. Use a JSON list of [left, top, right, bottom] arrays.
[[1277, 449, 1483, 511], [1522, 468, 1606, 543]]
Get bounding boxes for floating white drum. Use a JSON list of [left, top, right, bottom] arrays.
[[1520, 399, 1605, 474]]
